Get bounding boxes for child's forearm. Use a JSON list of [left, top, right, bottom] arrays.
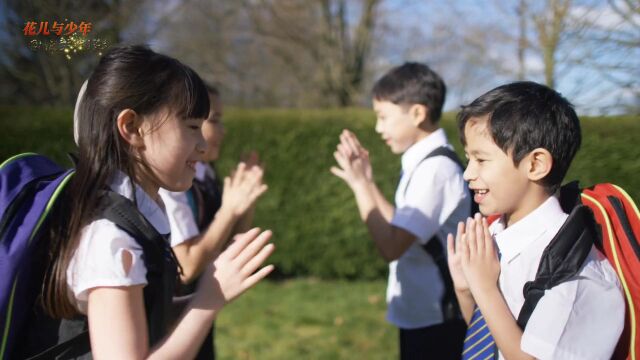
[[174, 207, 240, 283], [455, 289, 476, 324], [369, 181, 394, 222], [148, 302, 219, 360], [233, 205, 256, 234], [473, 287, 534, 360]]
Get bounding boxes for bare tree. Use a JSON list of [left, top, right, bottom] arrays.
[[245, 0, 381, 107]]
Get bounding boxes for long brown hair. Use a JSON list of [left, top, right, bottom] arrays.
[[43, 45, 209, 318]]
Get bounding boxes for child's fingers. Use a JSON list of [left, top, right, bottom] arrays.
[[223, 176, 231, 191], [455, 221, 465, 254], [333, 150, 351, 170], [249, 184, 268, 203], [221, 227, 262, 260], [341, 131, 360, 156], [337, 141, 352, 159], [460, 232, 470, 265], [446, 233, 455, 258], [330, 166, 347, 180], [234, 230, 273, 268], [466, 218, 477, 256], [474, 213, 485, 255], [242, 242, 275, 277], [242, 264, 275, 291], [482, 217, 495, 257]]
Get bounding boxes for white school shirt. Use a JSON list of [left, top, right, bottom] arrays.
[[66, 171, 171, 314], [159, 162, 214, 247], [387, 128, 471, 329], [491, 196, 624, 360]]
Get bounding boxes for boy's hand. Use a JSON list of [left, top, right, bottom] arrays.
[[221, 162, 268, 217], [460, 214, 501, 295], [330, 130, 373, 187], [446, 221, 470, 293], [196, 228, 275, 309]]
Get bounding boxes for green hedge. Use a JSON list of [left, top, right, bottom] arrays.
[[1, 106, 639, 279]]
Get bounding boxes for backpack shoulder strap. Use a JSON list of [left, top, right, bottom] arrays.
[[403, 146, 463, 197], [423, 146, 464, 169], [516, 205, 597, 329], [96, 190, 180, 345]]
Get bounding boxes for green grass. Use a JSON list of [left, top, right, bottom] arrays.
[[215, 278, 396, 360]]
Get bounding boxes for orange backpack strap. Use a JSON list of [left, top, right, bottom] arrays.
[[580, 183, 640, 360]]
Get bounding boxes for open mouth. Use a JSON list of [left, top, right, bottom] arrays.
[[473, 189, 489, 203]]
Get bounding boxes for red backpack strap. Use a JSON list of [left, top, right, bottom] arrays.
[[580, 183, 640, 360]]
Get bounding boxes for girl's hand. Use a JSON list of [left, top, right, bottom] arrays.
[[460, 214, 501, 295], [195, 228, 275, 309], [221, 162, 268, 217], [446, 221, 470, 293], [240, 151, 264, 172]]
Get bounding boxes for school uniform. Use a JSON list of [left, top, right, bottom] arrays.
[[491, 195, 625, 360], [389, 129, 471, 359], [159, 161, 221, 360], [67, 171, 170, 313]]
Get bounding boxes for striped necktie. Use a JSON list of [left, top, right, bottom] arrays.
[[462, 306, 497, 360]]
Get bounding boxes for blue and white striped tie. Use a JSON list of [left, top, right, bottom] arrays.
[[462, 306, 497, 360]]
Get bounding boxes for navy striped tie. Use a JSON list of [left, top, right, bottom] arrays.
[[462, 306, 497, 360]]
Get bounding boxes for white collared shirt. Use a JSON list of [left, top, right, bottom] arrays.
[[492, 196, 624, 360], [67, 171, 171, 314], [387, 128, 471, 329], [159, 162, 215, 247]]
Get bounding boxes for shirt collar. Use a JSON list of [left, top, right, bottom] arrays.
[[108, 170, 171, 235], [491, 195, 567, 263], [400, 128, 449, 172]]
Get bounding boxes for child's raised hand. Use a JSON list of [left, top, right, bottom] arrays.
[[446, 221, 470, 293], [195, 228, 275, 309], [240, 151, 264, 172], [460, 214, 501, 295], [222, 162, 268, 217], [330, 130, 373, 187]]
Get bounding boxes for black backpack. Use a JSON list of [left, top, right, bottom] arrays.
[[402, 146, 478, 322]]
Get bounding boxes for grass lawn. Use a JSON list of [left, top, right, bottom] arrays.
[[215, 278, 397, 359]]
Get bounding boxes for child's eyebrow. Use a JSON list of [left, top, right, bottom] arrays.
[[468, 149, 489, 156]]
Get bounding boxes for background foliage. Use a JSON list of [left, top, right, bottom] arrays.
[[1, 106, 638, 279]]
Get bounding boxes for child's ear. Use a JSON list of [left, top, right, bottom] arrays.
[[526, 148, 553, 181], [410, 104, 429, 127], [116, 109, 145, 148]]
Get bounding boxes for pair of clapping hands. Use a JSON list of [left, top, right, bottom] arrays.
[[330, 129, 501, 293], [221, 151, 268, 218], [330, 130, 373, 188]]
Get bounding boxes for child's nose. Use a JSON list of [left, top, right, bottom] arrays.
[[462, 163, 475, 182], [375, 119, 383, 134]]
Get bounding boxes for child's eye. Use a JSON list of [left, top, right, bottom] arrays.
[[189, 125, 201, 130]]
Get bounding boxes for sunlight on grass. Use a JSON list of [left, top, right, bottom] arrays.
[[215, 278, 397, 359]]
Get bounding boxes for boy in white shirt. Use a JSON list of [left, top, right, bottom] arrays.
[[448, 81, 624, 359], [331, 62, 470, 359]]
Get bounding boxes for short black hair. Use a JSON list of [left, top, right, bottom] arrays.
[[372, 62, 446, 123], [457, 81, 581, 190]]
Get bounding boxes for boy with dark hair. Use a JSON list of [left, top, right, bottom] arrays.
[[448, 81, 624, 359], [331, 62, 470, 359]]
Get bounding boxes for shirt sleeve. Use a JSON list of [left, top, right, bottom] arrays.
[[159, 189, 200, 247], [391, 157, 466, 244], [66, 219, 148, 314], [520, 250, 625, 360]]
